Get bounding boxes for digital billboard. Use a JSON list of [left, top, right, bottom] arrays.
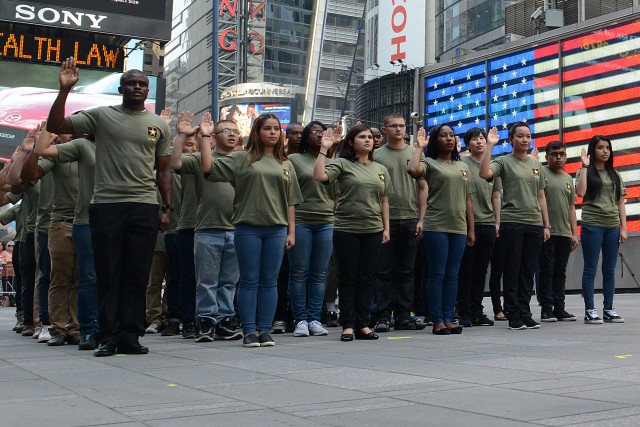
[[0, 0, 173, 41], [425, 61, 487, 147], [219, 102, 291, 138], [0, 62, 158, 160]]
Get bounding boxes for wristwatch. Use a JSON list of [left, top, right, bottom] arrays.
[[161, 203, 175, 213]]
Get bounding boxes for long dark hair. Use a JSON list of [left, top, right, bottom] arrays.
[[425, 124, 459, 160], [339, 124, 373, 162], [245, 113, 287, 164], [584, 135, 621, 202], [298, 121, 327, 154]]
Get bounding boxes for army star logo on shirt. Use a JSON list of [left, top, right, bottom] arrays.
[[147, 126, 160, 142], [378, 174, 385, 183], [566, 182, 572, 192], [460, 170, 468, 180], [532, 168, 540, 177], [283, 169, 291, 181]]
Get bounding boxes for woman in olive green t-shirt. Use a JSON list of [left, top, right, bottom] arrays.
[[314, 124, 392, 342], [576, 135, 627, 324], [200, 113, 303, 348], [408, 124, 475, 335]]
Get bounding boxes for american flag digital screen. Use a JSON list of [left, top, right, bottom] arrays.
[[422, 18, 640, 231]]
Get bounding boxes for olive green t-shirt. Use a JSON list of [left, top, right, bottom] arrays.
[[462, 156, 502, 225], [543, 166, 576, 237], [38, 157, 79, 221], [20, 181, 40, 239], [576, 168, 626, 228], [207, 151, 303, 226], [0, 204, 20, 226], [69, 105, 172, 205], [325, 158, 394, 233], [490, 154, 546, 226], [165, 172, 182, 234], [182, 152, 234, 231], [420, 158, 475, 235], [177, 173, 197, 230], [373, 145, 422, 220], [36, 172, 53, 233], [56, 138, 96, 226], [288, 153, 335, 225]]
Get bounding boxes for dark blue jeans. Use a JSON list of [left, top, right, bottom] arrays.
[[36, 232, 51, 325], [580, 224, 620, 310], [176, 228, 196, 325], [287, 223, 333, 323], [234, 224, 286, 334], [424, 231, 466, 324], [164, 233, 182, 322], [19, 233, 36, 326], [72, 224, 98, 335]]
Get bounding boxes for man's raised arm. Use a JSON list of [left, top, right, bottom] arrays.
[[47, 57, 79, 135]]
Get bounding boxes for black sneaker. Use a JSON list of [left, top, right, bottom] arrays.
[[182, 322, 196, 339], [540, 311, 557, 322], [243, 333, 260, 348], [584, 309, 603, 324], [195, 318, 215, 342], [603, 308, 624, 323], [523, 317, 541, 329], [258, 332, 275, 347], [78, 333, 97, 350], [459, 316, 473, 327], [471, 314, 494, 326], [394, 320, 417, 330], [215, 318, 243, 340], [326, 311, 339, 327], [373, 321, 390, 333], [553, 309, 577, 321], [161, 320, 181, 336], [508, 318, 527, 330]]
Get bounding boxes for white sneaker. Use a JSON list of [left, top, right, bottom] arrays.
[[584, 309, 603, 324], [38, 325, 52, 343], [308, 320, 328, 336], [145, 323, 162, 334], [603, 308, 624, 323], [293, 320, 309, 337]]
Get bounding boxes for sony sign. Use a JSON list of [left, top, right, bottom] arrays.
[[377, 0, 426, 68], [13, 4, 107, 29]]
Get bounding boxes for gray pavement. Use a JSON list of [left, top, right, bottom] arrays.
[[2, 293, 640, 426]]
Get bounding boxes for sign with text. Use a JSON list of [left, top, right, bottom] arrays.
[[0, 0, 173, 41], [378, 0, 425, 68], [0, 30, 124, 70]]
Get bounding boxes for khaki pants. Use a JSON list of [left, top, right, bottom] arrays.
[[146, 251, 166, 325], [48, 221, 79, 337]]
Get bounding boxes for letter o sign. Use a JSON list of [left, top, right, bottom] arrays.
[[391, 4, 406, 33]]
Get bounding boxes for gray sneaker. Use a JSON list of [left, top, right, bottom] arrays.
[[145, 323, 162, 334], [293, 320, 309, 337], [271, 320, 286, 334], [308, 320, 328, 336], [584, 309, 604, 324]]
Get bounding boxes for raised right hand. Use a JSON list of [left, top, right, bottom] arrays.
[[581, 148, 590, 167], [177, 111, 196, 135], [59, 57, 79, 91], [321, 130, 334, 151], [416, 127, 429, 148], [487, 126, 499, 145], [199, 112, 214, 137]]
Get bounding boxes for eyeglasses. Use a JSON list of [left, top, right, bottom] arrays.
[[7, 244, 14, 247], [215, 129, 241, 135], [310, 130, 326, 136], [385, 124, 406, 129], [547, 152, 567, 158]]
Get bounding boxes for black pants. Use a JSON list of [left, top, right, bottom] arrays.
[[333, 231, 382, 330], [274, 253, 292, 323], [176, 229, 196, 325], [164, 233, 182, 322], [12, 241, 22, 312], [458, 224, 496, 317], [538, 235, 572, 312], [488, 235, 504, 314], [374, 220, 417, 323], [500, 222, 544, 320], [90, 203, 159, 345], [19, 233, 36, 325]]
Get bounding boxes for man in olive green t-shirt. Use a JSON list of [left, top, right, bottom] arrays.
[[538, 142, 579, 322], [46, 57, 173, 357], [372, 114, 427, 331]]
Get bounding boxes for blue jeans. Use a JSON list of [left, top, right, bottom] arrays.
[[176, 229, 197, 325], [234, 224, 286, 334], [287, 223, 333, 323], [424, 232, 467, 324], [194, 229, 239, 323], [36, 232, 51, 324], [581, 224, 620, 310], [72, 224, 98, 335]]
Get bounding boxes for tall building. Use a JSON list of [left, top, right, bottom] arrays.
[[164, 0, 366, 126], [142, 42, 165, 77]]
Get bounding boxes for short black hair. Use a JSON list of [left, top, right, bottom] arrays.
[[425, 124, 459, 161], [508, 121, 530, 141], [544, 140, 566, 153], [463, 127, 487, 148]]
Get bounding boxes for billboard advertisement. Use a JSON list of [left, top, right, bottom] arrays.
[[219, 102, 291, 138], [422, 18, 640, 232], [0, 62, 158, 160], [0, 0, 173, 41], [378, 0, 426, 68]]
